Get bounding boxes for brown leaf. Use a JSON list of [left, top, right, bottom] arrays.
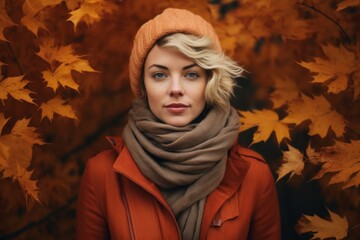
[[239, 109, 290, 145], [296, 208, 348, 240], [0, 75, 35, 104], [276, 144, 304, 182], [299, 44, 358, 95], [307, 140, 360, 188], [283, 95, 346, 138], [336, 0, 360, 11], [40, 96, 77, 121]]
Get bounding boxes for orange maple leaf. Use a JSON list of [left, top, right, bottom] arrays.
[[0, 0, 16, 41], [299, 44, 358, 95], [283, 95, 346, 138], [0, 75, 35, 104], [296, 208, 348, 240], [239, 109, 290, 145], [13, 162, 41, 204], [20, 0, 62, 35], [0, 118, 44, 169], [40, 97, 77, 121], [68, 0, 116, 29], [42, 64, 79, 91], [336, 0, 360, 11], [37, 38, 80, 64], [276, 144, 304, 182], [307, 140, 360, 188]]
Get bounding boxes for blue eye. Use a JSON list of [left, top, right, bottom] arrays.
[[186, 72, 199, 79], [153, 72, 166, 79]]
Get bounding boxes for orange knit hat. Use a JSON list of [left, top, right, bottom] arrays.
[[129, 8, 222, 97]]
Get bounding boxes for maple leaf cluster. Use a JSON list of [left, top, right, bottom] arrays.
[[0, 0, 360, 239]]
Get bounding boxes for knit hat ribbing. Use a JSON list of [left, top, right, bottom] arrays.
[[129, 8, 222, 96]]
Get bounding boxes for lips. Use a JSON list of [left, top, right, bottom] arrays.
[[165, 103, 189, 113]]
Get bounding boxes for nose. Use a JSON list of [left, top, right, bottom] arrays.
[[168, 76, 184, 97]]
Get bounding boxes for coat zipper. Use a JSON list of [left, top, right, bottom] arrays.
[[121, 180, 135, 240], [116, 170, 181, 239]]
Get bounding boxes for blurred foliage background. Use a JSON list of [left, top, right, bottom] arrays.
[[0, 0, 359, 239]]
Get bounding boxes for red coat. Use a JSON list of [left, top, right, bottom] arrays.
[[76, 137, 281, 240]]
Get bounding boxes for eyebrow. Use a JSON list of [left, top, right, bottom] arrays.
[[147, 63, 197, 70]]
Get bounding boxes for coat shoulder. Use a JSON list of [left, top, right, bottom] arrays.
[[85, 149, 118, 177], [234, 145, 266, 164]]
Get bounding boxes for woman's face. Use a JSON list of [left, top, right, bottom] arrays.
[[143, 45, 207, 127]]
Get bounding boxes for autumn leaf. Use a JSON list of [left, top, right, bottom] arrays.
[[270, 78, 301, 108], [68, 0, 117, 29], [283, 95, 346, 138], [0, 75, 35, 104], [239, 109, 290, 145], [0, 118, 43, 205], [299, 44, 358, 95], [276, 144, 304, 182], [353, 68, 360, 100], [40, 96, 77, 121], [13, 162, 41, 204], [37, 38, 80, 64], [0, 0, 16, 41], [42, 63, 79, 91], [296, 208, 348, 240], [336, 0, 360, 11], [307, 140, 360, 188], [0, 118, 44, 169], [21, 0, 62, 35]]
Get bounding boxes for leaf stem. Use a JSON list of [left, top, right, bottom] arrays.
[[299, 2, 351, 42], [6, 42, 24, 75], [349, 223, 360, 232]]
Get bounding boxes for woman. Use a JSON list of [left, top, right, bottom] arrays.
[[77, 8, 281, 240]]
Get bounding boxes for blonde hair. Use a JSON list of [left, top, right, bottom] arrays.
[[153, 33, 244, 109]]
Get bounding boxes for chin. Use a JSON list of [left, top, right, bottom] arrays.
[[163, 118, 192, 127]]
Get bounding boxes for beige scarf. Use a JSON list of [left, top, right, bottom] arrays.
[[122, 98, 239, 240]]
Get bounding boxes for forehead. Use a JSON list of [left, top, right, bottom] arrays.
[[144, 45, 195, 67]]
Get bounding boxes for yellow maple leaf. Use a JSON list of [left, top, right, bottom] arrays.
[[296, 208, 348, 240], [40, 97, 77, 121], [42, 63, 79, 91], [37, 38, 80, 64], [0, 75, 35, 104], [270, 78, 301, 108], [283, 95, 346, 138], [68, 0, 116, 29], [336, 0, 360, 11], [239, 109, 290, 145], [299, 44, 358, 95], [276, 144, 304, 182], [71, 59, 97, 73], [0, 0, 16, 41], [14, 162, 41, 204], [307, 140, 360, 188]]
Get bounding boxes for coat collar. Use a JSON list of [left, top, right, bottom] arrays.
[[107, 136, 251, 236]]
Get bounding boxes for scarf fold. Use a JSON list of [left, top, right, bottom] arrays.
[[122, 98, 239, 240]]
